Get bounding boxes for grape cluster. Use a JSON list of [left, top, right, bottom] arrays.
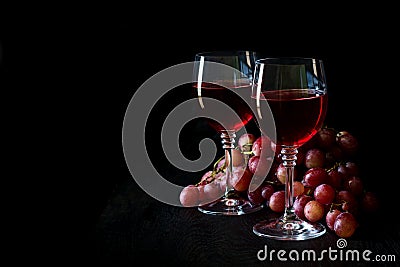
[[179, 127, 379, 238]]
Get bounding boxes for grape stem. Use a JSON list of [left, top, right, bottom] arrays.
[[329, 201, 347, 212], [325, 161, 346, 173], [194, 155, 227, 187]]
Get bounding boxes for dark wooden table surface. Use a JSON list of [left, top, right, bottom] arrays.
[[82, 173, 400, 267]]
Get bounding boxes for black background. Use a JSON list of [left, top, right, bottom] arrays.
[[2, 10, 396, 265]]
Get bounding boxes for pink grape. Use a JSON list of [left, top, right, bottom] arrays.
[[216, 158, 226, 171], [334, 212, 358, 238], [200, 171, 213, 185], [314, 183, 335, 205], [293, 194, 313, 220], [270, 141, 281, 158], [179, 185, 200, 207], [203, 181, 223, 202], [269, 190, 285, 213], [304, 200, 325, 222], [305, 148, 326, 168], [231, 166, 252, 192], [213, 172, 227, 192], [197, 185, 207, 204], [251, 136, 272, 157], [248, 155, 272, 177], [326, 209, 341, 231], [293, 181, 305, 197], [275, 163, 299, 184], [225, 149, 245, 167], [238, 133, 256, 152], [276, 163, 286, 184]]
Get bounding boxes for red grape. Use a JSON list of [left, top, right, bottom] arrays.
[[293, 194, 313, 220], [305, 148, 326, 168], [316, 127, 336, 149], [261, 184, 275, 200], [345, 176, 363, 196], [302, 134, 318, 151], [361, 191, 379, 214], [325, 145, 344, 165], [314, 183, 335, 205], [189, 126, 371, 240], [326, 169, 344, 189], [179, 185, 200, 207], [335, 190, 358, 215], [326, 209, 341, 231], [247, 185, 264, 205], [334, 212, 358, 238], [296, 149, 306, 166], [269, 190, 285, 213], [345, 161, 359, 176], [304, 200, 325, 222], [336, 131, 359, 155], [337, 164, 351, 180], [266, 161, 280, 181], [302, 167, 328, 188]]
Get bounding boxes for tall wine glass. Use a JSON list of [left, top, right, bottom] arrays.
[[252, 57, 328, 240], [193, 50, 263, 215]]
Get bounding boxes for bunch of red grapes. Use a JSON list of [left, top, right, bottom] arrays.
[[179, 127, 380, 238]]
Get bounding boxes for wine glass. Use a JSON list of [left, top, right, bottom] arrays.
[[192, 50, 263, 215], [252, 57, 328, 240]]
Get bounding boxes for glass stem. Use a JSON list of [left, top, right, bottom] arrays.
[[220, 130, 236, 198], [281, 146, 298, 221]]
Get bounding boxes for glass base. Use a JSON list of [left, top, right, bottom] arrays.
[[253, 217, 326, 240], [198, 197, 263, 215]]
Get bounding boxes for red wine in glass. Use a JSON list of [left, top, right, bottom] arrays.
[[196, 82, 254, 132], [252, 57, 328, 240], [259, 89, 327, 146]]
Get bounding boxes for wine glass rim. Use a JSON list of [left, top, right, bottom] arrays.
[[195, 50, 257, 57], [255, 57, 323, 64]]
